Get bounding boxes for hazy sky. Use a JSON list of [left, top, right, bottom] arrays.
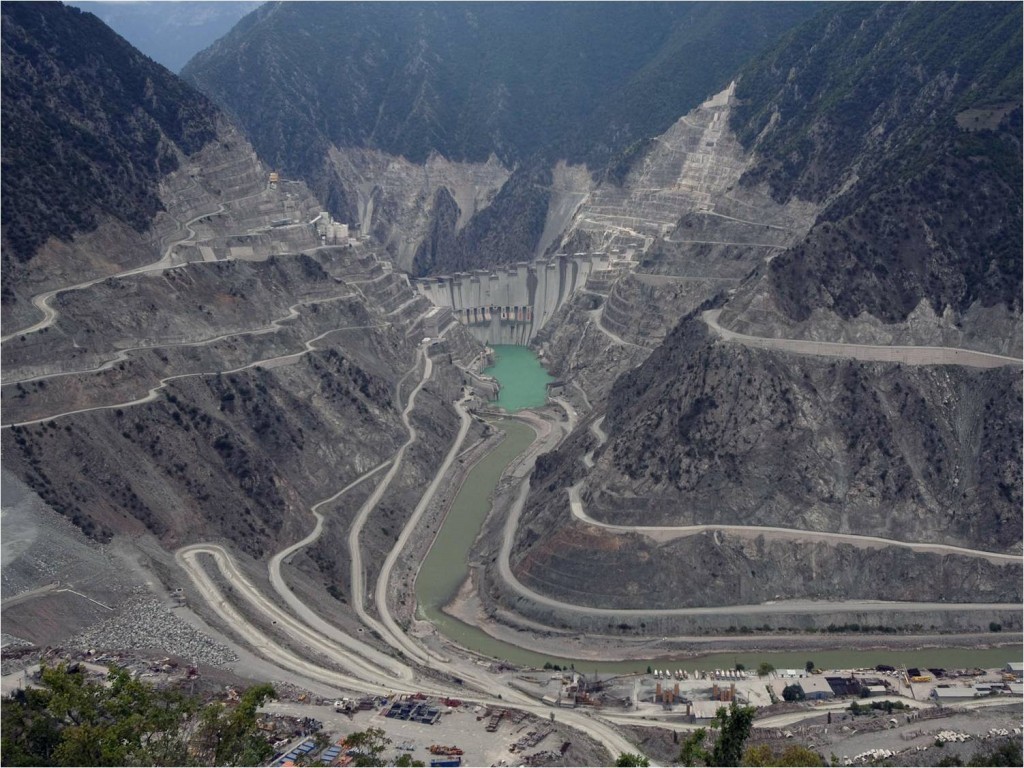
[[69, 1, 262, 72]]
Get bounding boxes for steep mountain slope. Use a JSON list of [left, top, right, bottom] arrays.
[[1, 2, 221, 305], [0, 2, 482, 659], [497, 3, 1022, 626], [721, 2, 1022, 354], [182, 2, 819, 272]]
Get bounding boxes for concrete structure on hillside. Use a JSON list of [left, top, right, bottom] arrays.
[[312, 211, 349, 244], [413, 253, 610, 345], [421, 306, 453, 338]]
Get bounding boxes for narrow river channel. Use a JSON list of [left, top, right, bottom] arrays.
[[414, 347, 1017, 673]]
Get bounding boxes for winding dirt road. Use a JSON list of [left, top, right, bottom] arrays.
[[371, 393, 473, 665], [566, 484, 1021, 564], [2, 293, 359, 387], [345, 348, 437, 667], [267, 460, 411, 681], [176, 544, 403, 694], [704, 309, 1023, 368], [496, 419, 1022, 619], [1, 205, 226, 344], [1, 323, 389, 429]]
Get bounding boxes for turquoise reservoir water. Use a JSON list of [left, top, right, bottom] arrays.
[[482, 345, 553, 412]]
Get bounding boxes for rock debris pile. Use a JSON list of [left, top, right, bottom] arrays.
[[65, 596, 237, 667]]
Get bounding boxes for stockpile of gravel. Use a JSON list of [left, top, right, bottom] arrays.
[[65, 596, 238, 667], [1, 632, 35, 650]]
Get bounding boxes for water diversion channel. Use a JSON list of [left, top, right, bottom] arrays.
[[414, 347, 1015, 673]]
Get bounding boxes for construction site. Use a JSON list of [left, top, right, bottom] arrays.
[[250, 662, 1024, 767]]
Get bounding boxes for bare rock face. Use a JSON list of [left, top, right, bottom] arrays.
[[0, 6, 486, 613], [536, 82, 818, 407], [3, 342, 409, 557], [329, 147, 510, 272], [557, 83, 816, 259], [182, 3, 821, 274], [491, 7, 1022, 634], [502, 315, 1022, 618], [1, 238, 478, 569], [509, 524, 1022, 611], [600, 318, 1023, 551]]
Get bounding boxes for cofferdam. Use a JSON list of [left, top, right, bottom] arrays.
[[413, 253, 611, 345]]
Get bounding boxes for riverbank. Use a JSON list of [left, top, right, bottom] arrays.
[[413, 348, 1022, 674], [425, 407, 1021, 673], [445, 581, 1023, 671]]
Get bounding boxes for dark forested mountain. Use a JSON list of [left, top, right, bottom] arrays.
[[727, 1, 1022, 325], [185, 1, 815, 168], [1, 1, 221, 268], [182, 2, 818, 273]]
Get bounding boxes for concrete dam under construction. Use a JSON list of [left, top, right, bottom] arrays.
[[413, 253, 611, 345]]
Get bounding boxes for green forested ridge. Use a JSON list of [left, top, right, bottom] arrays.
[[729, 2, 1022, 319], [0, 1, 220, 269]]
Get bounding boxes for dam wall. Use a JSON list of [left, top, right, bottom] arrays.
[[413, 253, 610, 345]]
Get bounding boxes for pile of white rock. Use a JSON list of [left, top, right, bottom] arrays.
[[986, 727, 1019, 737], [65, 596, 237, 667], [842, 747, 896, 765], [935, 730, 971, 743]]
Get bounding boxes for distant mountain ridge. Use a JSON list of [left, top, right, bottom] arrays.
[[182, 1, 820, 273], [69, 1, 261, 73]]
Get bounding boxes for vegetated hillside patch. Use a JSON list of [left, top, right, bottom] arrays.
[[598, 318, 1022, 550], [0, 2, 220, 268], [728, 2, 1022, 324]]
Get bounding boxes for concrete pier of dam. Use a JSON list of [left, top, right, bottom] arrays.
[[413, 253, 611, 345]]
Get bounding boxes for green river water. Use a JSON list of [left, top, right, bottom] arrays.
[[482, 345, 553, 411], [415, 348, 1018, 673]]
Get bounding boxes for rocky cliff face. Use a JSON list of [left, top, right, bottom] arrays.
[[506, 313, 1022, 613], [182, 2, 819, 273], [329, 147, 509, 272], [602, 319, 1022, 550], [721, 2, 1022, 354], [535, 81, 817, 404], [1, 2, 480, 611]]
